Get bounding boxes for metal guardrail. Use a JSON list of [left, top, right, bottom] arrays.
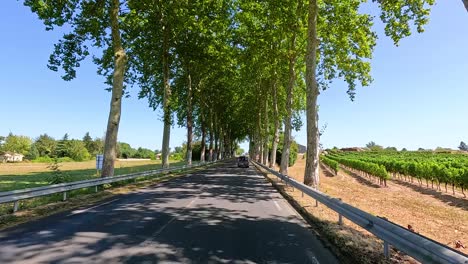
[[0, 161, 217, 212], [253, 161, 468, 264]]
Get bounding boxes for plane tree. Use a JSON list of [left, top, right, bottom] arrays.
[[303, 0, 435, 187], [23, 0, 131, 177]]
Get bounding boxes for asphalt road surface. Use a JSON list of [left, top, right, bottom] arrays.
[[0, 160, 339, 264]]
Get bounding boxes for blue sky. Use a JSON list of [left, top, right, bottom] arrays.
[[0, 1, 467, 152]]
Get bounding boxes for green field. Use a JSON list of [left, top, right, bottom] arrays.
[[0, 160, 184, 192]]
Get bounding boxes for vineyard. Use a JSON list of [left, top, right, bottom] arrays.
[[324, 151, 468, 196]]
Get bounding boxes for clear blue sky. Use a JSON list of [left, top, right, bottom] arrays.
[[0, 1, 467, 152]]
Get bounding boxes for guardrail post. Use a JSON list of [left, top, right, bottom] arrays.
[[13, 201, 19, 212], [338, 198, 343, 225], [63, 191, 67, 201], [384, 241, 389, 258], [95, 186, 98, 193]]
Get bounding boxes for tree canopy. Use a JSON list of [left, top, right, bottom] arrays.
[[22, 0, 435, 183]]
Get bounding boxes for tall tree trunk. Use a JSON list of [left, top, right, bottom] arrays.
[[218, 127, 223, 160], [259, 142, 264, 163], [208, 110, 214, 161], [214, 126, 219, 161], [269, 79, 279, 169], [280, 33, 297, 175], [304, 0, 320, 188], [161, 22, 171, 169], [200, 122, 206, 162], [249, 136, 254, 159], [257, 107, 263, 162], [186, 72, 193, 166], [262, 94, 269, 165], [102, 0, 127, 178], [463, 0, 468, 12]]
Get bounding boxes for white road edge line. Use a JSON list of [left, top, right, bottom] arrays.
[[273, 201, 282, 211], [186, 198, 197, 208], [305, 250, 321, 264], [69, 198, 120, 216], [141, 197, 199, 246], [151, 217, 177, 237]]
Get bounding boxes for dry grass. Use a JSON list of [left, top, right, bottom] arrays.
[[278, 158, 468, 258], [0, 159, 159, 175], [257, 164, 394, 263]]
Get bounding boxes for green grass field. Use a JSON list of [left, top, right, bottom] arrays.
[[0, 160, 185, 192]]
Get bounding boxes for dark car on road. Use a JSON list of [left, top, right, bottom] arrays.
[[237, 156, 249, 168]]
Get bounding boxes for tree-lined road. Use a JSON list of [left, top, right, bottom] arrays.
[[0, 160, 338, 263]]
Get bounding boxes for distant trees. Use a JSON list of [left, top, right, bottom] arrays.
[[0, 133, 32, 156], [459, 141, 468, 151], [35, 134, 57, 157], [366, 141, 383, 151], [0, 132, 153, 162]]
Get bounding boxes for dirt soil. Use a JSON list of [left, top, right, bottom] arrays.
[[282, 158, 468, 257]]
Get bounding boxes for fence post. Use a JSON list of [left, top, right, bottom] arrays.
[[338, 198, 343, 225], [63, 191, 67, 201], [13, 201, 19, 212], [315, 199, 318, 207], [95, 185, 98, 193], [384, 241, 389, 258]]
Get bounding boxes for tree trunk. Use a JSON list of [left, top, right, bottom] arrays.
[[214, 128, 219, 161], [304, 0, 320, 188], [218, 127, 223, 160], [262, 94, 269, 165], [255, 109, 262, 162], [463, 0, 468, 12], [186, 72, 193, 166], [269, 79, 279, 169], [102, 0, 127, 178], [161, 21, 171, 169], [259, 140, 264, 163], [280, 35, 297, 175], [200, 122, 206, 162], [208, 110, 214, 161]]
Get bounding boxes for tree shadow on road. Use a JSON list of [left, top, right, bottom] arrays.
[[0, 160, 335, 263]]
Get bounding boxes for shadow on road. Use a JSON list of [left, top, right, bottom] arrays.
[[0, 160, 332, 263]]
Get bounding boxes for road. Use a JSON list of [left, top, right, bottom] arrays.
[[0, 160, 339, 264]]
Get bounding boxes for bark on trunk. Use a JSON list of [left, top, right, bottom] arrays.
[[208, 110, 214, 161], [249, 138, 254, 159], [256, 109, 262, 162], [200, 122, 206, 162], [161, 22, 171, 169], [280, 34, 296, 175], [269, 79, 279, 168], [304, 0, 320, 188], [262, 94, 269, 165], [102, 0, 127, 177], [218, 128, 223, 160], [186, 72, 193, 166], [214, 129, 219, 161]]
